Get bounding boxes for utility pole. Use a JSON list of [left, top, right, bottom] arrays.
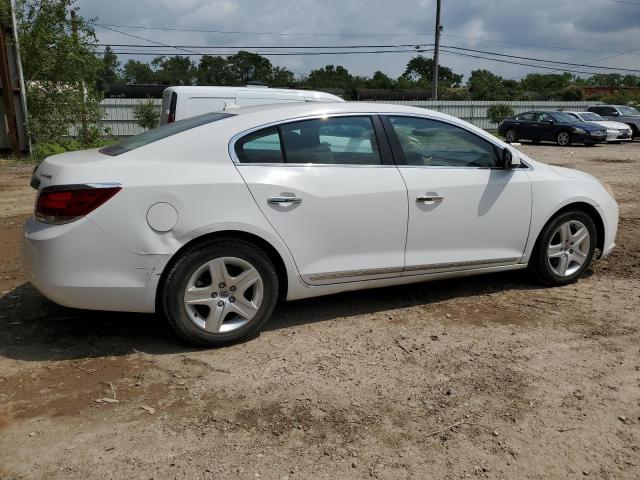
[[432, 0, 442, 100]]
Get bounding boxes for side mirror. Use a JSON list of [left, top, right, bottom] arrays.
[[610, 111, 619, 117], [501, 147, 521, 169]]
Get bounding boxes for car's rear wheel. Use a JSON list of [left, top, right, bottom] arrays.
[[505, 129, 518, 143], [529, 211, 596, 286], [557, 131, 571, 146], [160, 239, 279, 346]]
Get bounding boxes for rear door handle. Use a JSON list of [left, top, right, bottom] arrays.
[[267, 196, 302, 205], [416, 195, 444, 203]]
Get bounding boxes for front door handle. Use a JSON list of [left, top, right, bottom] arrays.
[[267, 196, 302, 205], [416, 195, 444, 204]]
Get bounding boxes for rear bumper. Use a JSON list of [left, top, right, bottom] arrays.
[[21, 217, 167, 313]]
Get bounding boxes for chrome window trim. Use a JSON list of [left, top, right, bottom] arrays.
[[228, 111, 532, 170], [229, 112, 386, 167]]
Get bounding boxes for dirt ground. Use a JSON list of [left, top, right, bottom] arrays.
[[0, 143, 639, 480]]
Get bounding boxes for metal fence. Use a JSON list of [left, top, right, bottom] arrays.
[[99, 99, 601, 136]]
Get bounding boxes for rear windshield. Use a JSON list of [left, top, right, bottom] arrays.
[[99, 112, 234, 156]]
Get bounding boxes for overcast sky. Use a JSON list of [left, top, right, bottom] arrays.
[[77, 0, 640, 82]]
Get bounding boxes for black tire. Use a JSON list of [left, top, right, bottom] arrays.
[[631, 125, 639, 141], [528, 210, 597, 286], [159, 239, 279, 347], [585, 142, 596, 147], [556, 131, 572, 147], [505, 129, 518, 143], [531, 139, 541, 144]]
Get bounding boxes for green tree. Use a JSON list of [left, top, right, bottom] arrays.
[[366, 71, 395, 89], [133, 100, 159, 130], [519, 73, 574, 99], [269, 66, 296, 87], [123, 59, 156, 84], [487, 104, 515, 124], [96, 45, 121, 92], [402, 56, 463, 88], [306, 65, 356, 90], [196, 55, 236, 85], [467, 69, 506, 100], [226, 51, 273, 84], [151, 55, 196, 85], [15, 0, 104, 146]]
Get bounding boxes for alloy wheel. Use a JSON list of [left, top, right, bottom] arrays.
[[546, 220, 590, 278], [183, 256, 263, 333], [557, 132, 570, 146], [505, 129, 517, 143]]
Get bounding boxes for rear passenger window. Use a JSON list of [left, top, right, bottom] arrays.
[[516, 113, 535, 121], [234, 116, 382, 165], [281, 116, 381, 165], [235, 127, 284, 164]]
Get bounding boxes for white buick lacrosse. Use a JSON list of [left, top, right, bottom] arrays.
[[22, 103, 618, 346]]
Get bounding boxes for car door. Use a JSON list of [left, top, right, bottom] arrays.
[[534, 112, 556, 140], [514, 112, 536, 140], [382, 115, 532, 274], [234, 115, 408, 285]]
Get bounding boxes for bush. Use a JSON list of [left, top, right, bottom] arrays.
[[134, 100, 160, 130], [487, 104, 515, 124]]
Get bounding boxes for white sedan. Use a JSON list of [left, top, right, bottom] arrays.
[[22, 103, 618, 346], [565, 111, 633, 142]]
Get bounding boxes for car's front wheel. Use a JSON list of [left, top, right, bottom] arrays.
[[160, 239, 279, 347], [556, 131, 572, 146], [529, 211, 596, 286]]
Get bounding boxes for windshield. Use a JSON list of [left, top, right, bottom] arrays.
[[618, 106, 640, 116], [578, 112, 604, 121], [551, 112, 579, 123], [100, 112, 234, 156]]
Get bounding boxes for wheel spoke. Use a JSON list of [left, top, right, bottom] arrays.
[[184, 287, 213, 305], [559, 222, 571, 243], [204, 302, 227, 333], [208, 258, 230, 287], [572, 249, 587, 264], [547, 244, 564, 259], [557, 254, 569, 277], [230, 296, 258, 320], [233, 268, 260, 293], [571, 227, 589, 247]]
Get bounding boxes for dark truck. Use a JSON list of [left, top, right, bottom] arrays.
[[587, 105, 640, 140]]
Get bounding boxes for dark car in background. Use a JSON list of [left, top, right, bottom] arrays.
[[498, 111, 607, 146], [587, 105, 640, 140]]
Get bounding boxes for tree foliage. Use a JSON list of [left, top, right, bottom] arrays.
[[15, 0, 104, 146], [133, 100, 159, 130], [487, 104, 515, 124]]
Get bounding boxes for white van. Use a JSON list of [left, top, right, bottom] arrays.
[[160, 86, 344, 124]]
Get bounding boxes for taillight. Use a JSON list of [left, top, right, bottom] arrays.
[[35, 185, 122, 224], [166, 113, 175, 124]]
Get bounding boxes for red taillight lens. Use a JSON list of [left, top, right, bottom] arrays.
[[166, 113, 175, 124], [36, 186, 122, 224]]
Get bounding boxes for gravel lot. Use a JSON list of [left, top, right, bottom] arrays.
[[1, 142, 639, 479]]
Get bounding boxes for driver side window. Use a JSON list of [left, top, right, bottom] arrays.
[[388, 116, 499, 168]]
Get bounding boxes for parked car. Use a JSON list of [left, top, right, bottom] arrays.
[[24, 103, 618, 346], [499, 111, 607, 146], [564, 111, 633, 142], [160, 86, 344, 125], [586, 105, 640, 140]]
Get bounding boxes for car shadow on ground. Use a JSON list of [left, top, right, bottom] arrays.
[[0, 270, 547, 363]]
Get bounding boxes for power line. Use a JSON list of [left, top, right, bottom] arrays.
[[106, 49, 429, 57], [442, 45, 640, 73], [92, 23, 200, 55], [604, 0, 640, 6], [439, 49, 627, 76], [97, 43, 425, 49]]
